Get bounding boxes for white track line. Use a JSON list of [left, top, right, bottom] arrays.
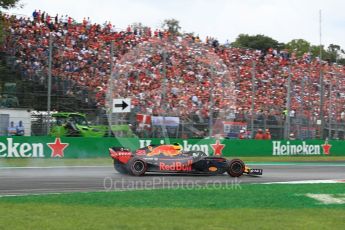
[[0, 187, 104, 197], [0, 192, 64, 198], [262, 179, 345, 184]]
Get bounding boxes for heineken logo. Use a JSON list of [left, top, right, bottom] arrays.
[[0, 138, 69, 158], [272, 141, 332, 156], [47, 138, 69, 158], [0, 138, 44, 158], [322, 141, 331, 155], [211, 140, 225, 156]]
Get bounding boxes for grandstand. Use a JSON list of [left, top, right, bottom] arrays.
[[1, 11, 345, 139]]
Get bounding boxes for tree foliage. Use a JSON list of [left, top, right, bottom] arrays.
[[285, 39, 311, 57], [162, 18, 181, 36], [308, 44, 344, 64], [326, 44, 343, 63], [231, 34, 283, 51], [0, 0, 21, 9], [232, 34, 345, 64], [0, 0, 21, 45]]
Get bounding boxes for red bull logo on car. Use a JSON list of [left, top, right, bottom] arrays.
[[159, 160, 193, 171]]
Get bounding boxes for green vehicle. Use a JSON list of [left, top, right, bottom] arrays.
[[50, 112, 134, 137]]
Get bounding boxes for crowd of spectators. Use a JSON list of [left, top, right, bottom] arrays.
[[1, 10, 345, 126], [1, 10, 152, 107], [110, 37, 236, 123], [215, 46, 345, 124]]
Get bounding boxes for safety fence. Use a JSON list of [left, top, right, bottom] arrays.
[[0, 137, 343, 158]]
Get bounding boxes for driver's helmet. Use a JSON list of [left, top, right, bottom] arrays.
[[172, 143, 182, 152]]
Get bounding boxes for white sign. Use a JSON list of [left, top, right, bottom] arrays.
[[112, 99, 131, 113], [152, 116, 180, 127]]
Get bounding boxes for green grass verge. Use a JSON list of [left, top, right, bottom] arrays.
[[1, 156, 345, 168], [0, 184, 344, 229]]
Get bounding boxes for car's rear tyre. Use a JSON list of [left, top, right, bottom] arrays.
[[114, 160, 128, 174], [126, 157, 147, 176], [227, 159, 245, 177]]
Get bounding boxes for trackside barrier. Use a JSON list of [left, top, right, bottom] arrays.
[[0, 137, 343, 158]]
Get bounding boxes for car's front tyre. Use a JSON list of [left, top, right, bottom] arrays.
[[227, 159, 245, 177]]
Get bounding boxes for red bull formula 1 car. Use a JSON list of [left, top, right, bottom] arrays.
[[109, 143, 263, 177]]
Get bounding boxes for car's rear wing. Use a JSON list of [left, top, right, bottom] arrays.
[[109, 147, 132, 164]]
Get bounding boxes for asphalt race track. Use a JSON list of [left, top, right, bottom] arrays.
[[1, 163, 345, 196]]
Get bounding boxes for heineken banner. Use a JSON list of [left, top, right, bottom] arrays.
[[0, 136, 343, 158]]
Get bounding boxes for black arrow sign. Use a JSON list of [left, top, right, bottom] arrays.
[[114, 100, 128, 110]]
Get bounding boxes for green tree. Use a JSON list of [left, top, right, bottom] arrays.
[[338, 48, 345, 65], [231, 34, 282, 51], [309, 44, 345, 64], [326, 44, 341, 63], [310, 45, 326, 60], [338, 58, 345, 65], [0, 0, 21, 9], [1, 0, 21, 44], [162, 18, 181, 36], [285, 39, 311, 57]]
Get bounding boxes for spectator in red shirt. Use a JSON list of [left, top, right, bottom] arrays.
[[255, 129, 264, 140], [263, 129, 271, 140]]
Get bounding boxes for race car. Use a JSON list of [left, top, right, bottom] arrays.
[[109, 143, 263, 177]]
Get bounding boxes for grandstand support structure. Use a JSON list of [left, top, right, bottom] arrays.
[[208, 66, 215, 137], [319, 67, 324, 138], [161, 51, 169, 143], [318, 9, 325, 139], [108, 41, 114, 137], [328, 78, 332, 139], [284, 66, 292, 139], [46, 33, 53, 135], [250, 61, 256, 138], [335, 73, 340, 139]]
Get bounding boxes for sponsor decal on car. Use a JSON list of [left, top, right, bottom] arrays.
[[142, 157, 159, 161], [208, 166, 218, 172], [135, 149, 146, 155], [109, 150, 131, 158], [147, 145, 181, 156], [159, 160, 193, 171]]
